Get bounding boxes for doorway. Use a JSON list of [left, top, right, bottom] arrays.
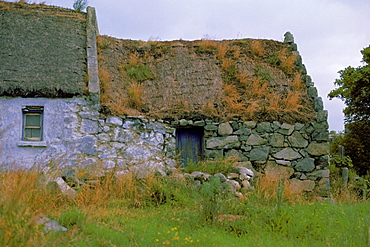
[[176, 127, 204, 166]]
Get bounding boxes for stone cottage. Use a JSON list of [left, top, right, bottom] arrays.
[[0, 1, 330, 195]]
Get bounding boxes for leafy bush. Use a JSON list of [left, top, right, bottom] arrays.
[[73, 0, 88, 12], [330, 154, 353, 168]]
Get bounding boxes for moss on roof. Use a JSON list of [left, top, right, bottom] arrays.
[[0, 1, 87, 97], [97, 36, 316, 123]]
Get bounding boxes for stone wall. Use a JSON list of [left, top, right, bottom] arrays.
[[0, 96, 176, 172], [170, 115, 330, 196], [0, 95, 330, 196]]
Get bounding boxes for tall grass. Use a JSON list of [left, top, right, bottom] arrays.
[[0, 167, 66, 246], [251, 40, 265, 57], [1, 165, 369, 246]]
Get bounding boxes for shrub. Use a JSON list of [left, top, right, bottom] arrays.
[[73, 0, 88, 12]]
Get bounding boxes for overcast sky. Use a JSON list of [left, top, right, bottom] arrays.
[[9, 0, 370, 131]]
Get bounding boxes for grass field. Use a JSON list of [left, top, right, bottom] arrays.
[[0, 167, 369, 246]]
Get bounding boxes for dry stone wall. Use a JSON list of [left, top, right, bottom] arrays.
[[0, 94, 330, 196], [0, 93, 330, 196], [170, 112, 330, 196]]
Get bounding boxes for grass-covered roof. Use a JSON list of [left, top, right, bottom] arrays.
[[97, 36, 316, 123], [0, 1, 87, 98]]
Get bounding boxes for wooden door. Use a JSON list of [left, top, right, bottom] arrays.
[[176, 128, 203, 166]]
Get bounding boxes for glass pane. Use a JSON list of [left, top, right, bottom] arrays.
[[24, 128, 41, 140], [25, 128, 32, 139], [25, 114, 41, 127], [31, 128, 41, 139]]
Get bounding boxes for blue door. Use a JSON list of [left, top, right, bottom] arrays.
[[176, 128, 203, 166]]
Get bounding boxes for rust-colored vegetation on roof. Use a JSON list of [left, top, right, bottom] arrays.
[[97, 36, 316, 123]]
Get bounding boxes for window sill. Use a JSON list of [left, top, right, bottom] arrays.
[[17, 141, 47, 147]]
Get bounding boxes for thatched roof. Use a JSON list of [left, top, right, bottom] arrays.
[[0, 1, 87, 97], [97, 36, 316, 123]]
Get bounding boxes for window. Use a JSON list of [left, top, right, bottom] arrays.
[[176, 127, 204, 166], [22, 106, 44, 141]]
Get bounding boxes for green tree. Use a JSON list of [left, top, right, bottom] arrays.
[[73, 0, 88, 12], [328, 45, 370, 176]]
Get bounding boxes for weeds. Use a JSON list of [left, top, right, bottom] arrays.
[[97, 36, 111, 50], [125, 64, 154, 82], [197, 177, 230, 224], [267, 52, 281, 67], [254, 65, 272, 82], [279, 48, 297, 75], [251, 40, 264, 57], [183, 156, 237, 175], [196, 36, 217, 54], [0, 166, 369, 246], [216, 42, 228, 59], [0, 168, 64, 246], [127, 82, 144, 109]]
